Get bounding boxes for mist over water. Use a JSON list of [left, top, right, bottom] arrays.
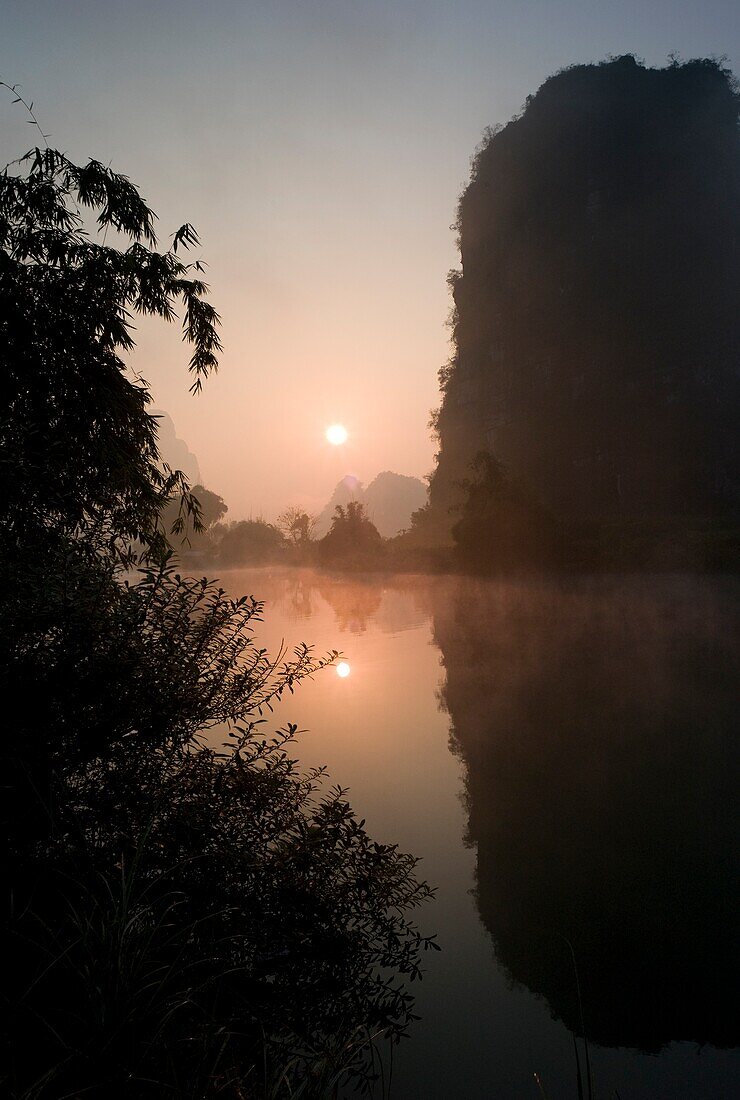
[[212, 568, 739, 1099]]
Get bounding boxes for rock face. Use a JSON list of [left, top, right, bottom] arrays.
[[430, 57, 740, 525], [315, 472, 427, 538], [152, 410, 201, 485]]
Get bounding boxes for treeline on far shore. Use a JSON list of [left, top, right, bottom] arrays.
[[171, 465, 740, 577]]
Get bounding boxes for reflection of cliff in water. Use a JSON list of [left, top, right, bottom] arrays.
[[433, 576, 739, 1052]]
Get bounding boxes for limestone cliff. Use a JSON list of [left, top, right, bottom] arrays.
[[430, 57, 740, 527]]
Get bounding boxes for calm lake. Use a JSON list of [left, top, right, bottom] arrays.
[[211, 567, 738, 1099]]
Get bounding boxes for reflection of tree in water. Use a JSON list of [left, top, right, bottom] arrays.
[[277, 571, 315, 621], [316, 575, 383, 634], [372, 583, 429, 636], [214, 570, 316, 624], [433, 577, 739, 1052], [224, 570, 432, 636], [317, 574, 433, 636]]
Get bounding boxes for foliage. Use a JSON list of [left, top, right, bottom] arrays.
[[5, 555, 435, 1097], [452, 452, 560, 573], [0, 145, 221, 559], [1, 133, 435, 1097], [219, 518, 286, 565], [161, 482, 228, 549], [277, 506, 318, 545], [180, 483, 228, 530], [319, 502, 384, 569]]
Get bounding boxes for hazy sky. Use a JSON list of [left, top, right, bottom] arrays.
[[3, 0, 738, 519]]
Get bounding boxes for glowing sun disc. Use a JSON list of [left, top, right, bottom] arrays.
[[336, 661, 351, 678], [326, 424, 348, 446]]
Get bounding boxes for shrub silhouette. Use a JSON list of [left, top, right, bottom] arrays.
[[219, 518, 285, 565], [319, 501, 385, 569]]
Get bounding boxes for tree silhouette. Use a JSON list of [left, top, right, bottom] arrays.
[[161, 483, 228, 547], [319, 501, 384, 567], [219, 518, 285, 564], [277, 505, 318, 544], [0, 146, 221, 558]]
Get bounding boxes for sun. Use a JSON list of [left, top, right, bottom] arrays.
[[326, 423, 348, 446], [336, 661, 351, 678]]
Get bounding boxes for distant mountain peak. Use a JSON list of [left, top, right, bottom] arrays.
[[315, 471, 427, 538], [152, 409, 201, 486]]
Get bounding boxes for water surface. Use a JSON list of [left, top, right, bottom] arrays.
[[213, 567, 739, 1099]]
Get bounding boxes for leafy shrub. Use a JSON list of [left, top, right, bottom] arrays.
[[218, 519, 286, 565], [319, 503, 385, 570], [5, 555, 435, 1097]]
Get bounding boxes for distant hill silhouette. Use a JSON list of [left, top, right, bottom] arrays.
[[364, 472, 428, 537], [152, 409, 201, 485], [429, 56, 740, 531], [315, 472, 427, 538]]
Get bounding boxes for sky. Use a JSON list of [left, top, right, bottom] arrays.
[[3, 0, 738, 520]]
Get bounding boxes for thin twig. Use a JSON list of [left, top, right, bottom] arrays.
[[0, 79, 50, 165]]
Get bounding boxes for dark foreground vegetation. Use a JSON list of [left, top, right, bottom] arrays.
[[0, 141, 435, 1097]]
